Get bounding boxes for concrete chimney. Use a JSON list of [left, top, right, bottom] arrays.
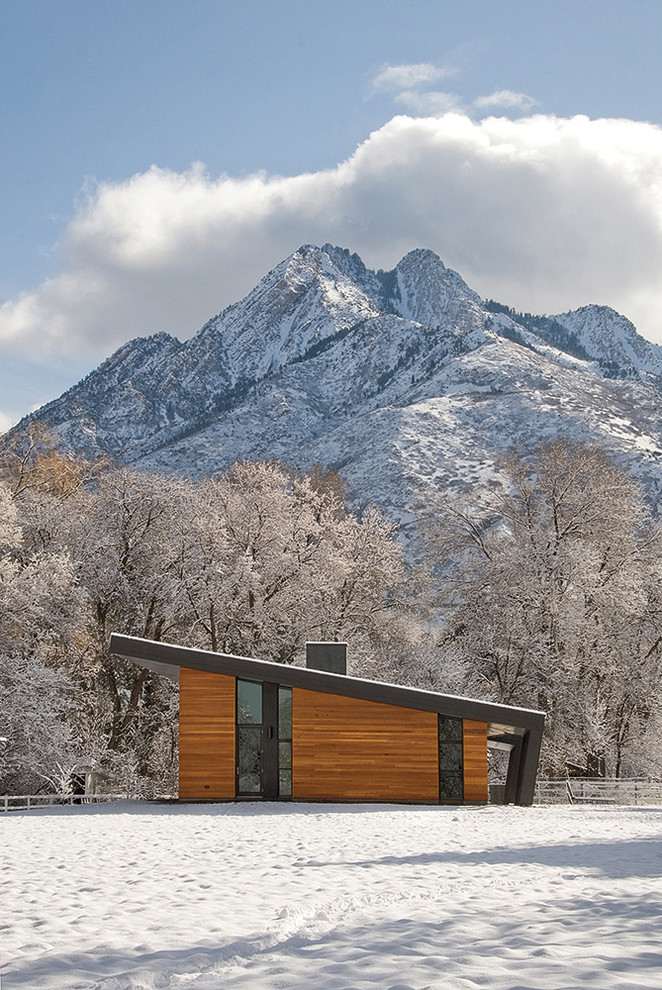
[[305, 642, 347, 675]]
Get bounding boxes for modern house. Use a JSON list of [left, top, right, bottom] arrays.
[[110, 634, 545, 806]]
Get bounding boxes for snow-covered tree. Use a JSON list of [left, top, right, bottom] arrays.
[[0, 654, 73, 793], [57, 466, 191, 792], [179, 461, 404, 667], [426, 440, 662, 777], [0, 433, 408, 794], [0, 479, 80, 792]]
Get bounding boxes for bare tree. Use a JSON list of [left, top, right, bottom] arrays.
[[0, 443, 408, 794], [426, 440, 662, 777], [0, 480, 80, 792], [180, 461, 404, 666]]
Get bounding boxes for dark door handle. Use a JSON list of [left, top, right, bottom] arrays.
[[266, 725, 274, 739]]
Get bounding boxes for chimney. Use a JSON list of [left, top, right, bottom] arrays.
[[305, 641, 347, 675]]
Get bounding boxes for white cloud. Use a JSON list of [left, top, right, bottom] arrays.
[[395, 90, 462, 115], [371, 61, 463, 116], [3, 112, 662, 365], [370, 62, 536, 120], [473, 90, 537, 112], [0, 411, 14, 434], [371, 62, 456, 93]]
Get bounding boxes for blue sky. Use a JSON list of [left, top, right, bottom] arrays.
[[3, 0, 662, 427]]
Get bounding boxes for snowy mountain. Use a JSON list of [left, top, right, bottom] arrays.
[[15, 244, 662, 525]]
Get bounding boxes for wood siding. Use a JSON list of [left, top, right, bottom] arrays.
[[292, 688, 439, 802], [179, 669, 236, 800], [463, 719, 488, 802]]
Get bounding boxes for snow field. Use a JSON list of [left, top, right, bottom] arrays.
[[1, 802, 661, 990]]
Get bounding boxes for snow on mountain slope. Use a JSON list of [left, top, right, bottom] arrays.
[[14, 244, 662, 525], [393, 247, 482, 327], [137, 332, 662, 527], [196, 245, 383, 386], [44, 332, 185, 458], [553, 305, 662, 376]]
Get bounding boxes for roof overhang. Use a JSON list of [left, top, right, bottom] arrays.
[[110, 633, 545, 734]]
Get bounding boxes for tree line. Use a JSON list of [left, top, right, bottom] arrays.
[[1, 427, 660, 794], [0, 428, 404, 794]]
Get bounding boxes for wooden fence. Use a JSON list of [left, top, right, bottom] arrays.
[[5, 782, 662, 809], [0, 793, 131, 812], [534, 778, 662, 806]]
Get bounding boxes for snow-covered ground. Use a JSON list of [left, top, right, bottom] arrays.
[[2, 802, 661, 990]]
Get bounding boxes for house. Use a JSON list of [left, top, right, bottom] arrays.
[[110, 634, 545, 806]]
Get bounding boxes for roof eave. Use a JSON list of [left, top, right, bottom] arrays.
[[110, 633, 545, 732]]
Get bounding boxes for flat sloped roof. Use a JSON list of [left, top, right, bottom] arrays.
[[110, 633, 545, 734]]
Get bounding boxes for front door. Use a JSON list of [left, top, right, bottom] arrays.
[[236, 680, 291, 798]]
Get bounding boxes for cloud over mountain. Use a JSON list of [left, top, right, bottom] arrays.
[[2, 112, 662, 361]]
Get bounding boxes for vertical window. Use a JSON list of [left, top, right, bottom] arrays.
[[237, 680, 262, 724], [278, 686, 292, 797], [237, 680, 262, 794], [438, 716, 463, 803]]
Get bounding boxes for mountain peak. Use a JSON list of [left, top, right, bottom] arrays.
[[92, 331, 182, 378], [11, 244, 662, 529], [320, 243, 368, 273], [390, 248, 480, 326], [398, 247, 445, 270], [553, 304, 662, 376]]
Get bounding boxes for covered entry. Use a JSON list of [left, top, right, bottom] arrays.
[[236, 679, 292, 798]]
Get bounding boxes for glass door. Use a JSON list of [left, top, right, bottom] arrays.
[[236, 680, 292, 799], [237, 679, 263, 795]]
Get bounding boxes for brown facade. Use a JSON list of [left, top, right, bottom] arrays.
[[292, 687, 440, 802], [462, 719, 489, 802], [177, 672, 489, 803], [179, 668, 236, 800]]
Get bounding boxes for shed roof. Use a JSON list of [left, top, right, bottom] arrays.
[[110, 633, 545, 737]]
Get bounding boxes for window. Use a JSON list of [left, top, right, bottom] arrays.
[[237, 679, 262, 724], [237, 680, 262, 793], [278, 686, 292, 797], [438, 716, 463, 802]]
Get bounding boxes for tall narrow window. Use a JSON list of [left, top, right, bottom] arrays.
[[438, 716, 463, 803], [237, 680, 262, 794], [278, 686, 292, 797]]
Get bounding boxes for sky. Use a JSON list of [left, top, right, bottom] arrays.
[[3, 0, 662, 429]]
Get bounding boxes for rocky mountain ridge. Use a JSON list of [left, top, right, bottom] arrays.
[[15, 244, 662, 525]]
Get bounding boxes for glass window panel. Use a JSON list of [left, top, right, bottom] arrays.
[[278, 687, 292, 739], [439, 771, 464, 802], [438, 716, 463, 742], [439, 743, 463, 779], [279, 741, 292, 770], [439, 715, 463, 803], [238, 726, 261, 793], [279, 770, 292, 797], [237, 680, 262, 724], [239, 772, 261, 794]]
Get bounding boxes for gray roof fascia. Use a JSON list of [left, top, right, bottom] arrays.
[[110, 633, 545, 732]]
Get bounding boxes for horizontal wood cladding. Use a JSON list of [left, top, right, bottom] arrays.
[[179, 668, 236, 800], [463, 719, 488, 802], [292, 688, 439, 802]]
